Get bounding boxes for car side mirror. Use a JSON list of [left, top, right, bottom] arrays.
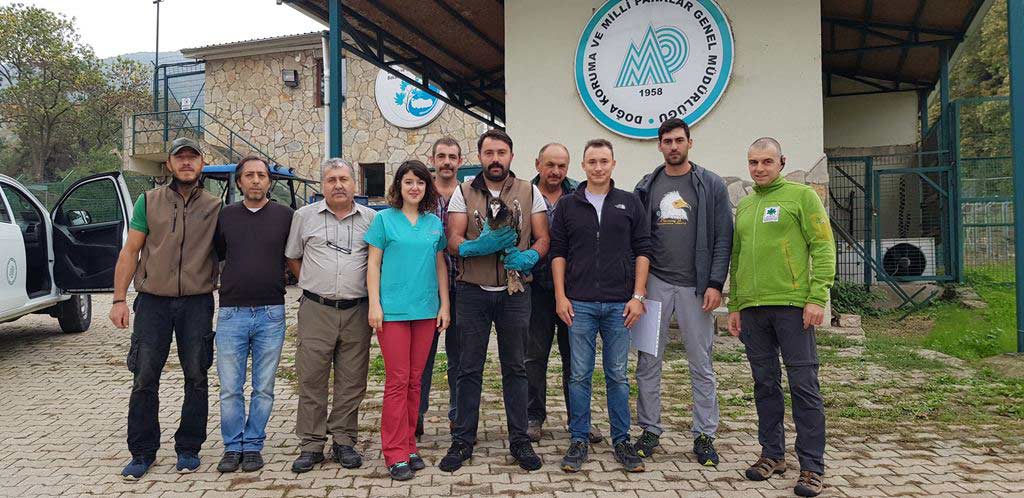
[[67, 209, 92, 227]]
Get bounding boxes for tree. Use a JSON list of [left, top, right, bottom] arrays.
[[0, 4, 150, 181], [0, 4, 93, 179]]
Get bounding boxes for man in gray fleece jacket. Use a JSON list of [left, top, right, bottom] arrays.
[[632, 118, 734, 467]]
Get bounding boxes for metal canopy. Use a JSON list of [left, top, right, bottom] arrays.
[[281, 1, 991, 116], [823, 0, 989, 97], [280, 0, 505, 128]]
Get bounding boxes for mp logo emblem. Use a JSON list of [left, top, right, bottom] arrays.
[[574, 0, 734, 139]]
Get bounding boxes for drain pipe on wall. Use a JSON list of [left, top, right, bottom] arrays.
[[322, 31, 330, 164]]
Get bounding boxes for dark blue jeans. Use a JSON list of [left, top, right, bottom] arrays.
[[126, 292, 215, 458], [452, 283, 531, 446], [419, 290, 458, 424], [567, 301, 632, 445]]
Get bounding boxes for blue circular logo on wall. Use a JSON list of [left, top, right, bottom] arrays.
[[574, 0, 734, 139], [375, 67, 447, 129]]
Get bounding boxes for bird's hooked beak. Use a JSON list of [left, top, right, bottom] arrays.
[[490, 204, 500, 218]]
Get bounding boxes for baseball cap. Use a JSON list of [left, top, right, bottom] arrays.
[[168, 137, 203, 156]]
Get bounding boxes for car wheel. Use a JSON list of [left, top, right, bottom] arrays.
[[58, 294, 91, 333]]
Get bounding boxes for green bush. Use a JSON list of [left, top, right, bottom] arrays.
[[831, 280, 884, 317]]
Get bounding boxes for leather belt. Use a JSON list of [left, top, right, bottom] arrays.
[[302, 290, 367, 310]]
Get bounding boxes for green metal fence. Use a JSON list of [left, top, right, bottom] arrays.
[[953, 97, 1015, 284]]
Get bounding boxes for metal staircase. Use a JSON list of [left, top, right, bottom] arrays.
[[125, 109, 291, 176]]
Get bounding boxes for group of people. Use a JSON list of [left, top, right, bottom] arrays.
[[109, 116, 835, 497]]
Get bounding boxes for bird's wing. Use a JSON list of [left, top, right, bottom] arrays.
[[511, 199, 523, 245], [472, 209, 485, 232]]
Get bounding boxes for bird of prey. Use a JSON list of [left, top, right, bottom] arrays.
[[472, 196, 525, 294]]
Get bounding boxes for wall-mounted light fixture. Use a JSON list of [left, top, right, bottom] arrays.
[[282, 69, 299, 88]]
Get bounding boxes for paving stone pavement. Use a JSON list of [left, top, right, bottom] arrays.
[[0, 290, 1022, 497]]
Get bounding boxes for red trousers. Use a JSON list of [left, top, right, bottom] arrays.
[[378, 318, 437, 465]]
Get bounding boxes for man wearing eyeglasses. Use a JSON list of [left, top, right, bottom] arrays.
[[285, 158, 377, 473]]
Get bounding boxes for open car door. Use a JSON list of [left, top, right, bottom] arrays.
[[51, 172, 132, 293]]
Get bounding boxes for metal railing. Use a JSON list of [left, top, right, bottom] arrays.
[[130, 108, 289, 172]]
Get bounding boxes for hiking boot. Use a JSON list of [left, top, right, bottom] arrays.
[[332, 443, 363, 469], [439, 440, 473, 472], [693, 434, 720, 467], [794, 470, 824, 497], [560, 439, 589, 473], [527, 420, 543, 442], [745, 456, 786, 481], [510, 441, 543, 471], [614, 440, 645, 472], [633, 430, 660, 458], [588, 425, 604, 444], [121, 456, 155, 481], [216, 452, 242, 473], [176, 452, 200, 473], [409, 453, 425, 471], [291, 451, 325, 473], [240, 451, 264, 472], [388, 462, 414, 481]]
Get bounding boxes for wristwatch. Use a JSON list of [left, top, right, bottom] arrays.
[[631, 294, 646, 303]]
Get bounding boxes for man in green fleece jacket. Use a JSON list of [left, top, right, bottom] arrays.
[[727, 137, 835, 498]]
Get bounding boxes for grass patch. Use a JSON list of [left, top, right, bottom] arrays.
[[816, 332, 859, 349], [713, 350, 745, 363], [369, 354, 386, 382], [923, 294, 1015, 360]]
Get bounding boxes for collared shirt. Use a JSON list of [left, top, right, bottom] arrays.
[[435, 193, 458, 289], [285, 200, 377, 300], [530, 175, 579, 288]]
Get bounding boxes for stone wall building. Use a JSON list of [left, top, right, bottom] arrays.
[[181, 32, 486, 195]]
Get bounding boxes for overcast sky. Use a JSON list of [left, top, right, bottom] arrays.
[[5, 0, 325, 58]]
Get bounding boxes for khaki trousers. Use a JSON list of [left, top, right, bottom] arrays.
[[295, 298, 372, 451]]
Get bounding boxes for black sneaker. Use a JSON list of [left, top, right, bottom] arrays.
[[693, 434, 719, 467], [291, 451, 325, 473], [240, 451, 264, 472], [560, 440, 589, 473], [409, 453, 425, 471], [439, 441, 473, 472], [614, 440, 645, 472], [633, 430, 660, 458], [332, 443, 363, 469], [510, 441, 543, 471], [389, 462, 414, 481], [216, 452, 242, 473]]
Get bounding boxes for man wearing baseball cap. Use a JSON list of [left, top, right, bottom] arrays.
[[110, 137, 223, 480]]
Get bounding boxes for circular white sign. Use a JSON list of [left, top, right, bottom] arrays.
[[574, 0, 734, 139], [374, 68, 447, 129]]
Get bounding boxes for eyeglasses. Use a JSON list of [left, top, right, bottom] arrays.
[[324, 213, 353, 255]]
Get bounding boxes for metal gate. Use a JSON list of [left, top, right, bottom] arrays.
[[829, 152, 957, 286]]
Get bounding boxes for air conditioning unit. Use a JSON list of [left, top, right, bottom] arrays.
[[836, 238, 937, 283]]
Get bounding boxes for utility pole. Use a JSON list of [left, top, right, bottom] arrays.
[[152, 0, 163, 112]]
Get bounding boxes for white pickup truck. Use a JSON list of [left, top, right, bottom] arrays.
[[0, 172, 131, 333]]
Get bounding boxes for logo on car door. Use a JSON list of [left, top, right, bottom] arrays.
[[6, 257, 16, 285]]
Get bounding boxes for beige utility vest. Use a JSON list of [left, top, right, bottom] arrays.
[[457, 175, 534, 287], [134, 184, 221, 297]]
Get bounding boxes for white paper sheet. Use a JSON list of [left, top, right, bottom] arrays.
[[629, 300, 662, 355]]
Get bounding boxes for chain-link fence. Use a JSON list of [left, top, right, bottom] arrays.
[[952, 97, 1014, 284], [829, 151, 954, 285], [24, 172, 153, 211]]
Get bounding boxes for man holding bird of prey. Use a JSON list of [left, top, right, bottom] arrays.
[[440, 129, 550, 472]]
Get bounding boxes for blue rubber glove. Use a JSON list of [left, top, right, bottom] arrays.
[[503, 247, 540, 272], [459, 224, 517, 257]]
